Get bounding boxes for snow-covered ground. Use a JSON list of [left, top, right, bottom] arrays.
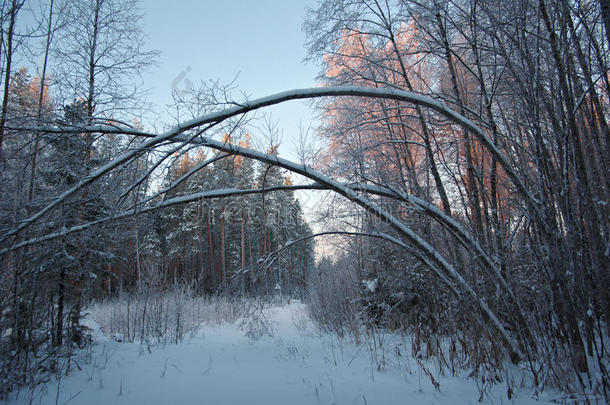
[[6, 302, 557, 405]]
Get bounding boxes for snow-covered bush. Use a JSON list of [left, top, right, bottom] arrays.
[[87, 288, 251, 345], [306, 256, 360, 339]]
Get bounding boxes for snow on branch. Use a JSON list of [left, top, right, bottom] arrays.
[[231, 230, 461, 296], [4, 86, 544, 245], [0, 184, 327, 254], [192, 136, 523, 360], [1, 86, 535, 359]]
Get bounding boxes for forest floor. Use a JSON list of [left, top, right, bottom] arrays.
[[6, 301, 559, 405]]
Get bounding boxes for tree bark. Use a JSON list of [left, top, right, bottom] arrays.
[[28, 0, 54, 202], [0, 0, 20, 156]]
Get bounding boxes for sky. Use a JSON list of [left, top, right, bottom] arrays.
[[139, 0, 332, 255], [140, 0, 321, 160], [14, 0, 323, 161], [14, 0, 329, 250]]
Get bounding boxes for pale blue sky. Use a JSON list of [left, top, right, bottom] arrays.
[[16, 1, 321, 157], [140, 0, 321, 158]]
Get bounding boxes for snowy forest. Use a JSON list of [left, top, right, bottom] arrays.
[[0, 0, 608, 403]]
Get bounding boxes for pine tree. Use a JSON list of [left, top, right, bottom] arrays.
[[41, 100, 111, 346]]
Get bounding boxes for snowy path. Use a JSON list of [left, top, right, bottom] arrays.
[[7, 303, 555, 405]]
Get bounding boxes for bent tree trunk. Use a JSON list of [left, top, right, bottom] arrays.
[[2, 86, 553, 360]]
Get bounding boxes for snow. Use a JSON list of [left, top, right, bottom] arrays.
[[3, 85, 538, 251], [1, 328, 12, 339], [6, 302, 555, 405], [363, 278, 378, 293]]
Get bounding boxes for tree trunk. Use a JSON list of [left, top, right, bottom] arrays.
[[435, 9, 485, 243], [28, 0, 54, 202], [0, 0, 20, 156], [220, 206, 226, 284], [600, 0, 610, 46], [54, 269, 65, 346]]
